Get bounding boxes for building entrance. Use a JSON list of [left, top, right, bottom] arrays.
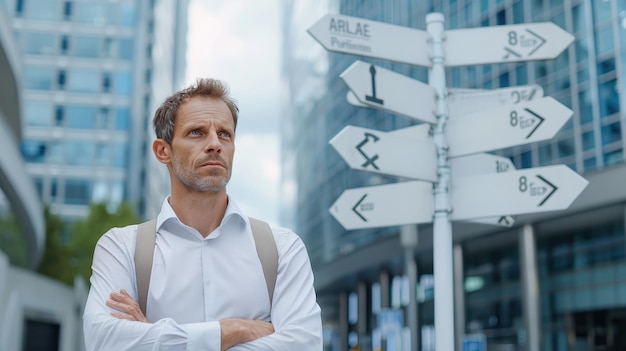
[[567, 309, 626, 351]]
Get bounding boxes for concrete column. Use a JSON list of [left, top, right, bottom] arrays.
[[401, 224, 419, 351], [357, 282, 368, 346], [453, 244, 465, 351], [380, 271, 390, 309], [520, 224, 541, 351], [339, 291, 349, 351]]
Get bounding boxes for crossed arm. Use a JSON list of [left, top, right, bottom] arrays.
[[107, 289, 273, 350]]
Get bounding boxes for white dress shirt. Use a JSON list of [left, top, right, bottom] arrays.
[[83, 197, 322, 350]]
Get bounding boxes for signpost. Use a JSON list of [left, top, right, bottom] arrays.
[[329, 181, 433, 230], [309, 12, 582, 351], [451, 165, 588, 220], [308, 14, 431, 66], [448, 85, 544, 117], [341, 60, 437, 123], [330, 125, 437, 181], [447, 97, 573, 157], [445, 22, 575, 66]]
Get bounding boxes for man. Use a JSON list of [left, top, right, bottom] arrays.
[[83, 78, 323, 350]]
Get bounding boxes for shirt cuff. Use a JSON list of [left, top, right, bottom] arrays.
[[183, 321, 221, 351]]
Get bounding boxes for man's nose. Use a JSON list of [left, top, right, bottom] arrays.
[[204, 131, 222, 153]]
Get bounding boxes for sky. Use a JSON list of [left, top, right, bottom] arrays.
[[185, 0, 283, 226]]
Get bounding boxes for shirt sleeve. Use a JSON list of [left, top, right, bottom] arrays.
[[231, 228, 323, 351], [82, 227, 222, 351]]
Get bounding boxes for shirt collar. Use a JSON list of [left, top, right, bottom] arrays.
[[155, 195, 247, 238]]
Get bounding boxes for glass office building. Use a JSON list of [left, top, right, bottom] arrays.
[[281, 0, 626, 350], [4, 0, 187, 220]]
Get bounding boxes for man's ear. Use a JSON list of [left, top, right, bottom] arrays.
[[153, 139, 171, 165]]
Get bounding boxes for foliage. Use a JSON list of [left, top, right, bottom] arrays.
[[0, 212, 28, 268], [38, 202, 140, 285]]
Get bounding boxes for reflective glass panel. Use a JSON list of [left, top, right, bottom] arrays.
[[111, 142, 128, 168], [114, 71, 132, 94], [21, 140, 47, 163], [601, 122, 621, 145], [23, 0, 60, 20], [64, 179, 91, 205], [114, 108, 130, 130], [24, 101, 53, 127], [65, 105, 98, 129], [595, 26, 614, 57], [23, 66, 54, 90], [72, 36, 101, 58], [578, 90, 593, 124], [73, 2, 108, 25], [599, 80, 619, 118], [64, 140, 95, 166], [67, 69, 100, 93], [22, 32, 56, 55]]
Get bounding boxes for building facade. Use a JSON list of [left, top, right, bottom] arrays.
[[0, 3, 88, 351], [281, 0, 626, 350], [5, 0, 186, 221]]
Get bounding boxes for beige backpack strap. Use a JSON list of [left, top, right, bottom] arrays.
[[250, 217, 278, 306], [135, 219, 157, 315]]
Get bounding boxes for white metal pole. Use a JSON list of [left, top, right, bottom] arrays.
[[426, 12, 455, 351]]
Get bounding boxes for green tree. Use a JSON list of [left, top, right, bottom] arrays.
[[38, 205, 70, 281], [38, 202, 140, 285]]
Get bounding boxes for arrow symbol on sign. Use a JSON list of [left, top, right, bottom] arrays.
[[503, 29, 546, 59], [498, 216, 512, 226], [365, 65, 384, 105], [524, 108, 544, 138], [352, 194, 368, 221], [356, 132, 380, 169], [536, 175, 557, 206]]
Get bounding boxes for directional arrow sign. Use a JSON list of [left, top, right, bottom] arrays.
[[329, 181, 433, 230], [448, 85, 544, 117], [307, 14, 431, 66], [447, 97, 572, 157], [445, 22, 574, 66], [341, 60, 437, 124], [451, 164, 588, 220], [330, 125, 437, 181], [450, 153, 516, 227]]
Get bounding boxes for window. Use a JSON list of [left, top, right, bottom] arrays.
[[578, 90, 593, 125], [111, 142, 128, 168], [24, 101, 53, 127], [23, 66, 54, 90], [582, 131, 595, 151], [64, 179, 91, 205], [114, 108, 130, 130], [65, 140, 95, 166], [572, 5, 585, 34], [23, 0, 61, 21], [512, 0, 523, 23], [583, 157, 596, 171], [67, 69, 100, 93], [119, 38, 134, 60], [55, 106, 64, 126], [592, 0, 612, 25], [595, 26, 614, 57], [598, 80, 619, 118], [102, 73, 111, 92], [22, 32, 56, 55], [111, 2, 136, 26], [604, 149, 623, 166], [72, 36, 101, 58], [538, 144, 553, 165], [575, 38, 588, 63], [597, 58, 615, 76], [66, 105, 98, 129], [73, 2, 107, 25], [558, 138, 574, 157], [515, 64, 527, 85], [601, 122, 621, 145], [114, 71, 132, 94]]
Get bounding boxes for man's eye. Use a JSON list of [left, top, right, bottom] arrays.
[[219, 131, 232, 138], [189, 129, 201, 136]]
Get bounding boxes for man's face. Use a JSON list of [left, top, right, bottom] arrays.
[[168, 96, 235, 193]]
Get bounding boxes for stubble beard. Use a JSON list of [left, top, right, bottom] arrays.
[[171, 153, 231, 193]]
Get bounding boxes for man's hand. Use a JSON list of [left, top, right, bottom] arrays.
[[220, 319, 274, 350], [106, 289, 148, 323]]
